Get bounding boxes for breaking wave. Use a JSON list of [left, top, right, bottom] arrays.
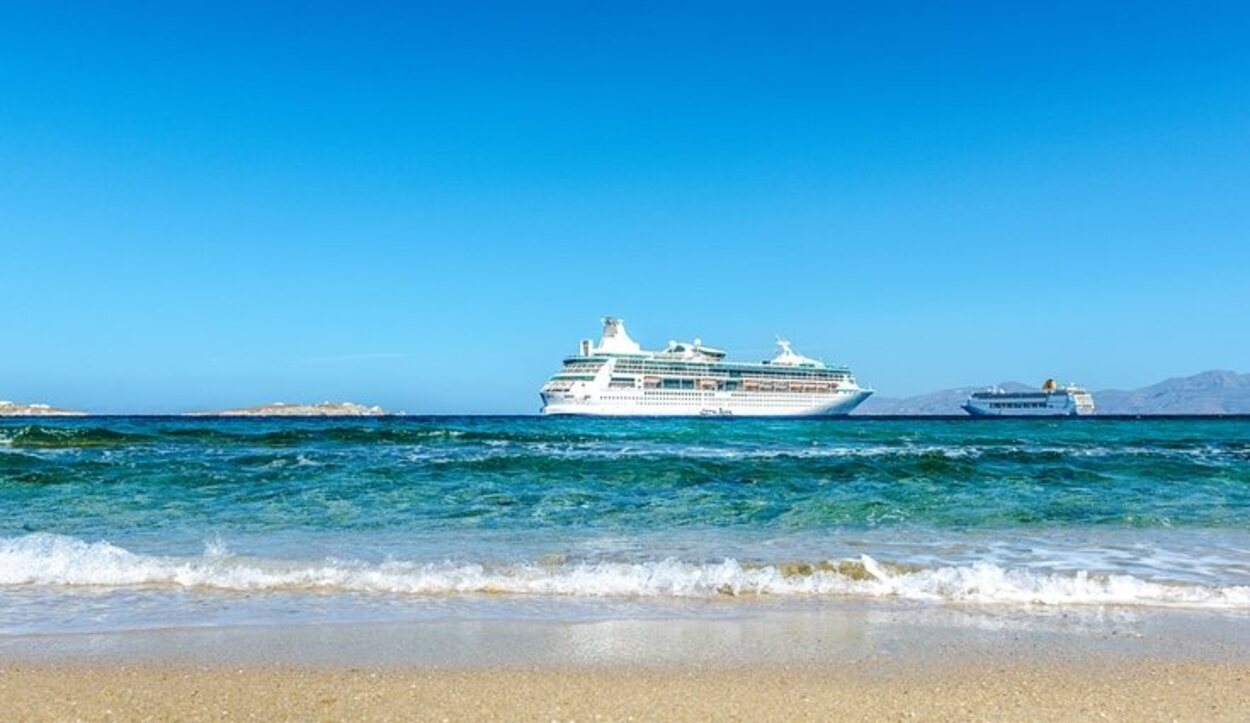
[[2, 534, 1248, 610]]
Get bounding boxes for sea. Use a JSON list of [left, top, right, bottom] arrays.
[[1, 416, 1248, 636]]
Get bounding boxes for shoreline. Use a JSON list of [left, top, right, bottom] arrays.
[[3, 601, 1248, 667]]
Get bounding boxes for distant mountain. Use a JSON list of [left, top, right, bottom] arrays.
[[854, 371, 1250, 415], [1095, 370, 1250, 415], [855, 382, 1035, 416]]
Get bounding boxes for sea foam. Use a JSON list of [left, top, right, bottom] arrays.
[[2, 534, 1248, 609]]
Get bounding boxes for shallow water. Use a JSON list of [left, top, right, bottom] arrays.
[[1, 416, 1248, 633]]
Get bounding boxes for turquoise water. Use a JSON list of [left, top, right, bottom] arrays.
[[1, 417, 1248, 633]]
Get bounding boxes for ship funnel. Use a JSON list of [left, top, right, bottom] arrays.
[[596, 317, 642, 354]]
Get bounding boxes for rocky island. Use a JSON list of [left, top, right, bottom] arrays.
[[197, 402, 390, 417], [0, 400, 86, 416]]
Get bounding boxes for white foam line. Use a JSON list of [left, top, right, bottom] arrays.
[[2, 534, 1248, 609]]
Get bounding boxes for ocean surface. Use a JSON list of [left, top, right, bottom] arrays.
[[1, 416, 1248, 635]]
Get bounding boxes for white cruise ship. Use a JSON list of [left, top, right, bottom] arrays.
[[962, 379, 1095, 417], [540, 318, 873, 417]]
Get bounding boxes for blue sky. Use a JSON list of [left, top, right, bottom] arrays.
[[2, 1, 1247, 413]]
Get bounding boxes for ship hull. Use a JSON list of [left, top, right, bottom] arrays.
[[541, 389, 873, 417], [961, 399, 1094, 417]]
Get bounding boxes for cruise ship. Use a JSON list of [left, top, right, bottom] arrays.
[[961, 379, 1095, 417], [539, 318, 873, 416]]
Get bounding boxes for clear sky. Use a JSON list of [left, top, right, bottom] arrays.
[[2, 1, 1247, 413]]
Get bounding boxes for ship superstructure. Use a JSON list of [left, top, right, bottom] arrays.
[[540, 318, 873, 416], [961, 379, 1095, 417]]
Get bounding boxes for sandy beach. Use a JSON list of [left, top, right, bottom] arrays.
[[1, 659, 1247, 721], [0, 606, 1247, 721]]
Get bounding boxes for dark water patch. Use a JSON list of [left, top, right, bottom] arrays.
[[0, 449, 136, 487], [0, 425, 153, 449], [155, 425, 612, 447], [0, 451, 55, 473], [415, 449, 997, 490]]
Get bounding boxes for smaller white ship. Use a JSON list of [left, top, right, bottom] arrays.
[[962, 379, 1095, 417]]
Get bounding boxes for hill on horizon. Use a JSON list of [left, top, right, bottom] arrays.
[[855, 370, 1250, 415]]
